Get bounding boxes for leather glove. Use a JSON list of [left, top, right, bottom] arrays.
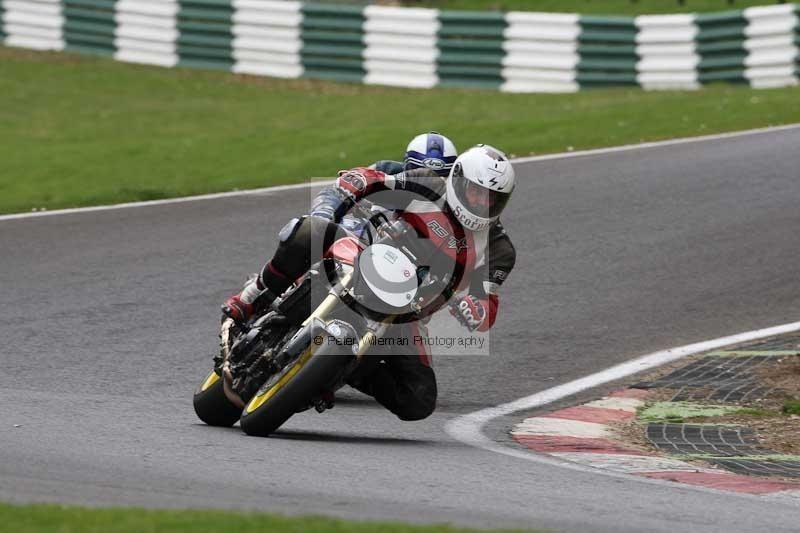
[[449, 295, 488, 332]]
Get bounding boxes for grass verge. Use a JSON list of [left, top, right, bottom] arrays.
[[0, 503, 537, 533], [1, 46, 798, 214], [637, 401, 769, 423], [611, 350, 800, 459], [396, 0, 780, 15], [783, 399, 800, 415]]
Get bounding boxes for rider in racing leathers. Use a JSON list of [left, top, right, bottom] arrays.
[[222, 136, 516, 422]]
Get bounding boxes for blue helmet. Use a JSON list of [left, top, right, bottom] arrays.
[[403, 132, 458, 177]]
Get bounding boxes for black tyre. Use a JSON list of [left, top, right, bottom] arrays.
[[239, 347, 352, 437], [193, 370, 242, 427]]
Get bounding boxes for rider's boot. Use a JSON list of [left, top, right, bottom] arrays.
[[221, 279, 260, 324], [222, 261, 293, 324]]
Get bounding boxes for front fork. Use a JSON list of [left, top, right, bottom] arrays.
[[222, 270, 392, 410], [354, 321, 392, 358], [301, 271, 393, 359]]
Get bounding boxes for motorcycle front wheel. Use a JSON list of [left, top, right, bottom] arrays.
[[239, 322, 355, 437]]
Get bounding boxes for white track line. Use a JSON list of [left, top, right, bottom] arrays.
[[510, 122, 800, 164], [445, 321, 800, 479], [2, 123, 798, 223], [0, 181, 328, 222]]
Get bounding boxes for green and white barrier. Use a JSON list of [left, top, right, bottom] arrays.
[[115, 1, 178, 67], [233, 0, 302, 78], [3, 0, 63, 50], [2, 0, 798, 92], [364, 6, 439, 88], [635, 15, 700, 90]]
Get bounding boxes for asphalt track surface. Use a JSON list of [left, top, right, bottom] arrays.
[[2, 127, 800, 532]]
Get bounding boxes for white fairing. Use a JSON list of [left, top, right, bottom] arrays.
[[360, 244, 418, 308]]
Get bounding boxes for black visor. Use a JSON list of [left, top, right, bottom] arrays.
[[452, 166, 511, 219]]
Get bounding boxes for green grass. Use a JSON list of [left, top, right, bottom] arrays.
[[637, 402, 757, 423], [736, 407, 776, 417], [0, 503, 536, 533], [675, 453, 800, 460], [637, 402, 776, 423], [783, 399, 800, 415], [396, 0, 783, 15], [1, 46, 799, 214]]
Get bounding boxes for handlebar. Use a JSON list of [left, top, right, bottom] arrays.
[[349, 201, 403, 241]]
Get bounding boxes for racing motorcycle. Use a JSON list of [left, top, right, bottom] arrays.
[[193, 203, 463, 437]]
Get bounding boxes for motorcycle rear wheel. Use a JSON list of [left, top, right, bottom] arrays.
[[193, 370, 242, 427]]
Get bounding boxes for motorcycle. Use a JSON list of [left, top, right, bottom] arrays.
[[193, 202, 462, 436]]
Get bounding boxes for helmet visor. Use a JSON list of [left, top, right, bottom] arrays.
[[452, 169, 510, 219]]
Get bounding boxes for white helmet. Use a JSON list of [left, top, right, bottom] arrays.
[[446, 144, 515, 231]]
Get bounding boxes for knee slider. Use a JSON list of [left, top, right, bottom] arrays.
[[397, 400, 436, 421], [278, 217, 304, 243], [396, 382, 437, 421]]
